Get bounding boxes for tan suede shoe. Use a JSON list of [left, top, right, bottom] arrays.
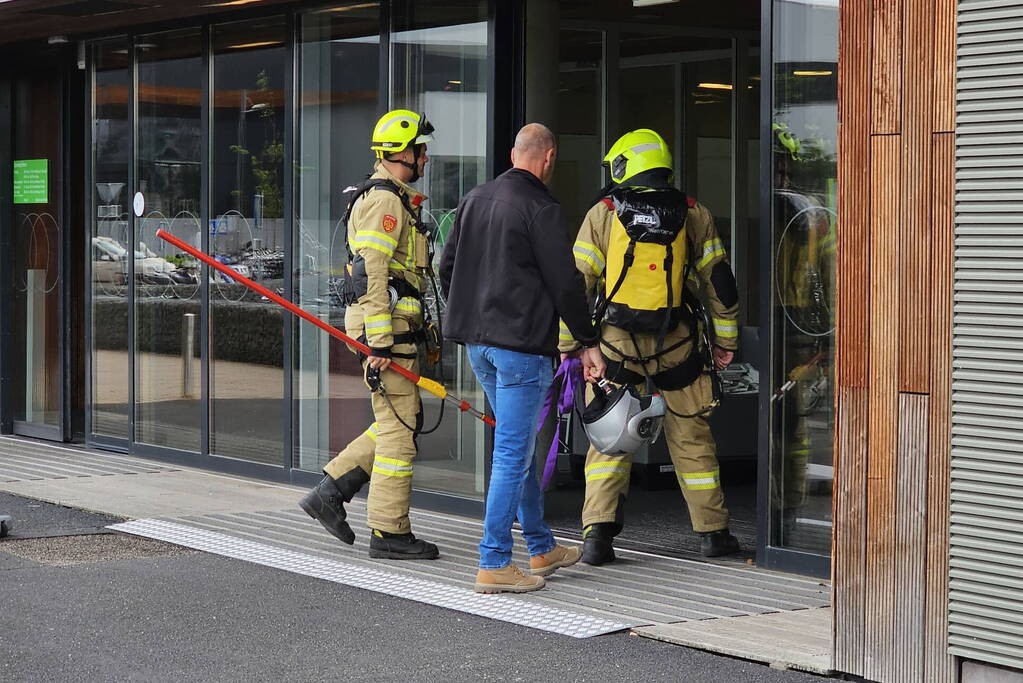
[[529, 544, 582, 577], [474, 564, 546, 594]]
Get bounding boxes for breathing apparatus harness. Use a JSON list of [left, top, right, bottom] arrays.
[[337, 177, 446, 436], [590, 185, 722, 420]]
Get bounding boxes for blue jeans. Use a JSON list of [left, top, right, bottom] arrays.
[[467, 345, 557, 569]]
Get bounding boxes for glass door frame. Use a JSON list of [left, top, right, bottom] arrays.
[[83, 21, 297, 481], [81, 1, 512, 518], [0, 50, 72, 443], [755, 0, 832, 578]]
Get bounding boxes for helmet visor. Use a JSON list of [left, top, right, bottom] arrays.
[[415, 113, 435, 144]]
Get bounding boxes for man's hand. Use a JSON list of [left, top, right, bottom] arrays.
[[712, 346, 734, 371], [368, 355, 392, 371], [581, 346, 606, 383]]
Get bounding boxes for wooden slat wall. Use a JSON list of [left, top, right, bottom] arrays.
[[833, 0, 872, 672], [836, 0, 871, 391], [898, 0, 934, 393], [865, 134, 901, 682], [870, 0, 902, 134], [895, 393, 929, 683], [833, 387, 868, 675], [833, 0, 957, 680]]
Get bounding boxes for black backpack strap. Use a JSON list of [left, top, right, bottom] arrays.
[[342, 178, 390, 260], [593, 239, 635, 325]]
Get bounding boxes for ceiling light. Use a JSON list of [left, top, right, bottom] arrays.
[[204, 0, 264, 7], [48, 36, 69, 45], [632, 0, 680, 6], [793, 70, 833, 77], [314, 2, 379, 13], [448, 80, 462, 85], [697, 82, 733, 90], [227, 41, 284, 49]]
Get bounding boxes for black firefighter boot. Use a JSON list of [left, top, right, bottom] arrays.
[[369, 529, 440, 560], [299, 468, 368, 546], [582, 496, 624, 566], [700, 529, 742, 557], [581, 523, 617, 566]]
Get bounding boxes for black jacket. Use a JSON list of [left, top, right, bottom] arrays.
[[439, 168, 599, 356]]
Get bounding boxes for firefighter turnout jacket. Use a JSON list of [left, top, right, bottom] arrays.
[[346, 161, 429, 351]]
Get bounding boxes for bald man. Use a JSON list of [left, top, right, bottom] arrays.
[[440, 124, 605, 593]]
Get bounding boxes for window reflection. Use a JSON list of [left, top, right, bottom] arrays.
[[770, 0, 838, 554], [294, 4, 381, 472], [91, 39, 131, 439], [135, 29, 204, 451], [209, 17, 288, 465], [391, 0, 489, 497]]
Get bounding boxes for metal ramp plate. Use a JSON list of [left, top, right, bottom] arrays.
[[110, 518, 636, 639]]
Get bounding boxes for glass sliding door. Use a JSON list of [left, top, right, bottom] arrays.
[[547, 28, 602, 234], [90, 38, 131, 441], [209, 17, 288, 465], [134, 29, 203, 452], [9, 57, 65, 437], [391, 0, 489, 499], [293, 3, 381, 474], [767, 0, 838, 558]]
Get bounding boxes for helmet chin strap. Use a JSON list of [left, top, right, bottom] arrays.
[[387, 145, 422, 183]]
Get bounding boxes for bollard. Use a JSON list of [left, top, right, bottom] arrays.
[[182, 313, 196, 398]]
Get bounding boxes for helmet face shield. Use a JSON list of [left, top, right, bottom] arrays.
[[415, 113, 435, 144], [581, 382, 666, 455]]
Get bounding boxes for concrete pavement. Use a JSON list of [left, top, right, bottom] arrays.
[[0, 493, 823, 683]]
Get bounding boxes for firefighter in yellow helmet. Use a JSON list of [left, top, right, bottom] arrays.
[[772, 120, 835, 537], [560, 129, 742, 563], [300, 109, 440, 560]]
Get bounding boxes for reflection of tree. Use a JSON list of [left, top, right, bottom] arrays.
[[231, 70, 283, 219]]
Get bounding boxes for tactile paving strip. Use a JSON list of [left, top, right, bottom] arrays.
[[109, 518, 636, 639]]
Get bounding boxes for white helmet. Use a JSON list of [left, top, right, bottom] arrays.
[[581, 380, 666, 455]]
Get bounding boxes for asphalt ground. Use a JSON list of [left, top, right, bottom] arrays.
[[0, 491, 123, 539], [0, 494, 825, 683]]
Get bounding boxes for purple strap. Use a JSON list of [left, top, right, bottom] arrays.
[[536, 357, 583, 490]]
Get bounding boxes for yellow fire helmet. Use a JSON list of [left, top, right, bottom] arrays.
[[370, 109, 435, 158], [772, 121, 803, 161], [603, 129, 673, 184]]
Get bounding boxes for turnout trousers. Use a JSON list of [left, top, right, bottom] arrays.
[[323, 309, 422, 535], [581, 324, 730, 534]]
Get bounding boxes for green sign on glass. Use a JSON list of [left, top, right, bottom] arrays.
[[13, 159, 48, 204]]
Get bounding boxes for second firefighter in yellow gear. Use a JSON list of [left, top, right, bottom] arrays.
[[299, 110, 441, 560], [561, 129, 743, 563]]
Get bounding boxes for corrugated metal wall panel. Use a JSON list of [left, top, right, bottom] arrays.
[[952, 0, 1023, 672]]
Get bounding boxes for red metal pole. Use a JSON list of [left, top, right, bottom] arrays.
[[156, 229, 495, 428]]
